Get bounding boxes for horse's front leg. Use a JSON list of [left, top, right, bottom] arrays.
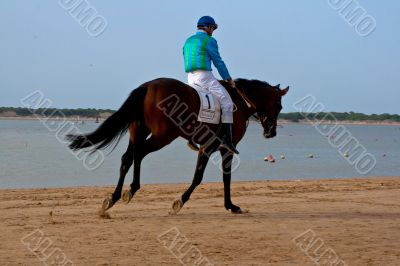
[[171, 142, 218, 214], [220, 148, 242, 213]]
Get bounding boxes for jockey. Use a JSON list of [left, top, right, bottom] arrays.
[[183, 16, 239, 154]]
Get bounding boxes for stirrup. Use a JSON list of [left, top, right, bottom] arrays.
[[187, 141, 200, 152], [219, 142, 239, 154]]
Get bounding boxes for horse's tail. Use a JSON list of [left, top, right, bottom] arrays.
[[67, 86, 147, 152]]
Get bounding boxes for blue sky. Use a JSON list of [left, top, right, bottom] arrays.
[[0, 0, 399, 114]]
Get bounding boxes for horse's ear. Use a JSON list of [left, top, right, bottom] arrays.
[[280, 86, 289, 96], [274, 83, 280, 89]]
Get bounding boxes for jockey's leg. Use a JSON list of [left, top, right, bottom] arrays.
[[219, 123, 239, 154], [205, 75, 239, 154], [185, 71, 205, 152], [187, 71, 238, 154]]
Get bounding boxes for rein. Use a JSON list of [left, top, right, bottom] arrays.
[[234, 85, 257, 110], [234, 85, 261, 125]]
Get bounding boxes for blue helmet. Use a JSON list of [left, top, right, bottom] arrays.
[[197, 16, 218, 29]]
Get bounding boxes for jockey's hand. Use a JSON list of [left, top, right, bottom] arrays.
[[227, 78, 236, 88]]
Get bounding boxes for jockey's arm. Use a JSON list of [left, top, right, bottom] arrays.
[[206, 38, 232, 82]]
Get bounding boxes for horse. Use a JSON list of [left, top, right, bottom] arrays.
[[67, 78, 289, 214]]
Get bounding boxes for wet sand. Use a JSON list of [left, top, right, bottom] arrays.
[[1, 177, 399, 265]]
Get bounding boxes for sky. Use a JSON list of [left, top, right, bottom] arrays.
[[0, 0, 399, 114]]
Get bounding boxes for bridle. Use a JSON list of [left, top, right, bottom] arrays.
[[235, 84, 278, 136]]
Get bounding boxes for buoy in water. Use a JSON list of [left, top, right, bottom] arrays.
[[264, 155, 275, 163]]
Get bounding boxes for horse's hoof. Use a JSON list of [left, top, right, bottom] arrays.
[[227, 204, 248, 214], [231, 208, 248, 214], [122, 190, 133, 204], [171, 199, 184, 214], [231, 208, 243, 214], [102, 197, 114, 211]]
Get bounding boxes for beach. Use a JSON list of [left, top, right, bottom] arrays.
[[1, 177, 399, 265]]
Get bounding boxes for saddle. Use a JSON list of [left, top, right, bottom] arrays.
[[189, 84, 221, 125]]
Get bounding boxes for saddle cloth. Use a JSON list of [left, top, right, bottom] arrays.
[[190, 84, 221, 124]]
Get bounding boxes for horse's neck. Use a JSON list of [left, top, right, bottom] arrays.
[[231, 89, 256, 118], [220, 81, 256, 119], [237, 88, 257, 119]]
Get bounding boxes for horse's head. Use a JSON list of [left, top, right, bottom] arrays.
[[236, 79, 289, 138]]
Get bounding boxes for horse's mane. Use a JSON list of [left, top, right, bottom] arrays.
[[235, 78, 273, 88]]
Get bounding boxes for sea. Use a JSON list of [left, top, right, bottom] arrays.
[[0, 119, 399, 189]]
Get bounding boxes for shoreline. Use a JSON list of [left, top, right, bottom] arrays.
[[1, 176, 399, 265], [1, 115, 400, 126], [1, 176, 398, 191]]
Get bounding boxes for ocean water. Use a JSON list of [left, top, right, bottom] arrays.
[[0, 119, 399, 189]]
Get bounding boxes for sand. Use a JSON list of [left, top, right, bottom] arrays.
[[0, 177, 399, 265]]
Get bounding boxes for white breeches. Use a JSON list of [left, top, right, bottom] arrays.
[[188, 70, 233, 123]]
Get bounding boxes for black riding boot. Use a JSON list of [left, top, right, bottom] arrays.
[[219, 123, 239, 154]]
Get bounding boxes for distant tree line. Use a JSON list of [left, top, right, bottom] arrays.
[[278, 112, 400, 122], [1, 107, 399, 122], [0, 107, 114, 118]]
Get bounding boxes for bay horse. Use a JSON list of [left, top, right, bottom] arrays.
[[67, 78, 289, 214]]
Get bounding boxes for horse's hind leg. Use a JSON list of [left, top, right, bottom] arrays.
[[121, 142, 143, 204], [123, 135, 174, 204], [102, 123, 150, 211], [102, 141, 134, 211]]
